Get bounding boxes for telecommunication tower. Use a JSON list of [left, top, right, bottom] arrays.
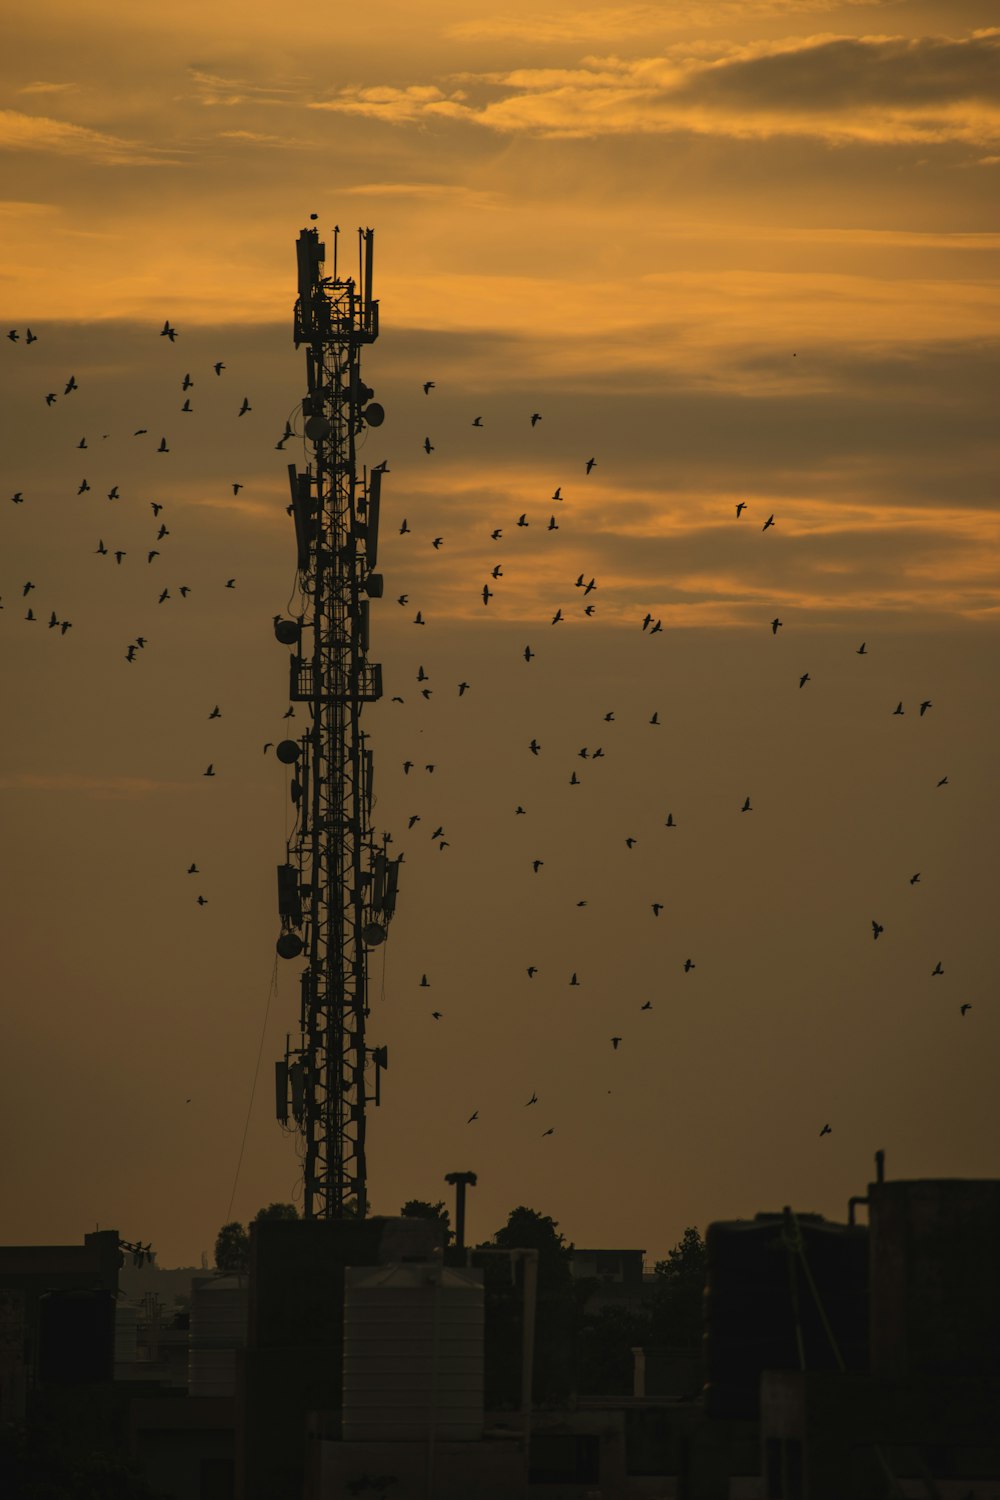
[[272, 224, 400, 1220]]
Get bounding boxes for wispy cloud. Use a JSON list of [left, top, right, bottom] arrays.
[[445, 0, 908, 44], [0, 110, 177, 165], [16, 81, 80, 95], [313, 29, 1000, 145]]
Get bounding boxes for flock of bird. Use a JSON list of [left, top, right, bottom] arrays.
[[4, 317, 972, 1154]]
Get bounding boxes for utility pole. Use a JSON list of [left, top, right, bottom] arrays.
[[273, 222, 400, 1220], [444, 1171, 478, 1252]]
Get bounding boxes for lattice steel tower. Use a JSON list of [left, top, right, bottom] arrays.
[[272, 224, 400, 1219]]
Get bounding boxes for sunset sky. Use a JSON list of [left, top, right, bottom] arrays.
[[2, 0, 998, 1268]]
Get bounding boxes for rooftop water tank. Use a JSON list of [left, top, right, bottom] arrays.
[[342, 1262, 483, 1442], [187, 1275, 248, 1398]]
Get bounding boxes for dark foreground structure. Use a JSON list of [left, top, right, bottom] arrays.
[[3, 1166, 999, 1498]]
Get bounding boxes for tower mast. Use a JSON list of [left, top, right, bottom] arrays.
[[273, 224, 399, 1219]]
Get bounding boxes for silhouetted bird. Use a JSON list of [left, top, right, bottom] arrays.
[[147, 550, 159, 563], [458, 682, 470, 696], [283, 707, 294, 718], [552, 487, 562, 500], [650, 712, 659, 725], [652, 904, 663, 916], [77, 479, 90, 495], [126, 644, 136, 661], [59, 621, 71, 635], [182, 373, 193, 390], [910, 873, 920, 885], [6, 329, 17, 342], [225, 579, 236, 588], [542, 1127, 554, 1136], [232, 483, 243, 495], [611, 1036, 621, 1049], [799, 673, 810, 688], [585, 457, 596, 474], [483, 585, 493, 605], [397, 594, 408, 605], [530, 413, 541, 426], [532, 859, 543, 873], [204, 765, 215, 777], [872, 920, 884, 940], [937, 775, 949, 786], [932, 962, 943, 975], [684, 959, 695, 972], [626, 837, 637, 849], [857, 642, 867, 655], [45, 393, 56, 406], [472, 416, 483, 426], [641, 1000, 652, 1010], [114, 550, 125, 565], [157, 437, 169, 453], [551, 609, 563, 624], [569, 973, 579, 986], [420, 975, 430, 987], [741, 796, 752, 812], [181, 399, 192, 412], [64, 375, 77, 394], [762, 514, 775, 531], [893, 702, 904, 715], [771, 618, 782, 634], [604, 711, 615, 722], [432, 1011, 442, 1019], [238, 397, 251, 416], [187, 864, 198, 874], [960, 1003, 972, 1016], [524, 646, 534, 661], [529, 739, 540, 755], [399, 518, 410, 534], [96, 539, 107, 554], [570, 772, 580, 785], [736, 501, 746, 517], [491, 529, 502, 540], [467, 1110, 478, 1123], [491, 565, 503, 579], [423, 437, 433, 454], [214, 361, 225, 375], [423, 381, 435, 394], [196, 895, 208, 906], [820, 1123, 832, 1136], [413, 611, 425, 624], [151, 502, 163, 516], [665, 813, 675, 827], [432, 536, 443, 549], [26, 328, 36, 343], [527, 967, 537, 978], [515, 806, 525, 815], [11, 492, 24, 504], [920, 700, 932, 716], [78, 437, 87, 448], [160, 319, 177, 341], [525, 1092, 537, 1105], [209, 705, 221, 719], [650, 619, 662, 634], [517, 513, 528, 528]]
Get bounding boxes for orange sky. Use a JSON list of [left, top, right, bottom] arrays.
[[2, 0, 998, 1265]]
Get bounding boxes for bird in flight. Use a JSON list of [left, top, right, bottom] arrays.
[[741, 796, 752, 812], [187, 863, 199, 874], [524, 646, 534, 662], [204, 765, 215, 777], [225, 579, 236, 589], [542, 1128, 554, 1137], [399, 518, 410, 534], [529, 739, 541, 755], [64, 375, 78, 394], [665, 813, 675, 827], [125, 644, 136, 662], [932, 961, 944, 976], [960, 1003, 972, 1016], [920, 700, 932, 716], [517, 513, 529, 528], [799, 673, 810, 688], [936, 775, 949, 787], [611, 1036, 621, 1050], [467, 1110, 479, 1123], [432, 1010, 442, 1020], [525, 1092, 538, 1106], [736, 501, 746, 517], [423, 381, 435, 394], [641, 1000, 652, 1010], [419, 974, 430, 987], [569, 973, 579, 986], [551, 609, 563, 624], [45, 393, 56, 406], [910, 873, 920, 885], [209, 705, 221, 719], [532, 859, 544, 873], [684, 959, 695, 972], [857, 642, 867, 655], [238, 397, 251, 416], [458, 682, 470, 696], [527, 966, 538, 978], [482, 585, 493, 606], [423, 437, 433, 454], [432, 536, 443, 549], [182, 373, 193, 390], [820, 1123, 832, 1137], [649, 712, 659, 725], [472, 416, 483, 426], [157, 437, 169, 453], [552, 487, 562, 501], [214, 361, 225, 376], [872, 920, 884, 940], [652, 903, 663, 916], [771, 618, 782, 635], [585, 457, 597, 474], [160, 319, 177, 341], [530, 413, 541, 427], [762, 514, 775, 531], [232, 483, 243, 495]]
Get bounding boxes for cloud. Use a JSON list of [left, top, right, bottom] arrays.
[[0, 109, 177, 165], [312, 29, 1000, 145], [445, 0, 908, 44], [16, 81, 80, 95]]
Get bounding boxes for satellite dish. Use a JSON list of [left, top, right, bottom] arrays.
[[304, 413, 332, 441], [362, 402, 385, 428], [277, 933, 304, 960], [363, 923, 386, 946], [274, 618, 300, 645], [276, 740, 300, 764]]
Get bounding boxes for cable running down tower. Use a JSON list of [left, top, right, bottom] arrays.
[[273, 224, 400, 1219]]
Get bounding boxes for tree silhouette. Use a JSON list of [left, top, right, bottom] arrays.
[[649, 1226, 707, 1351], [400, 1198, 453, 1245], [481, 1206, 577, 1407], [214, 1203, 299, 1272]]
